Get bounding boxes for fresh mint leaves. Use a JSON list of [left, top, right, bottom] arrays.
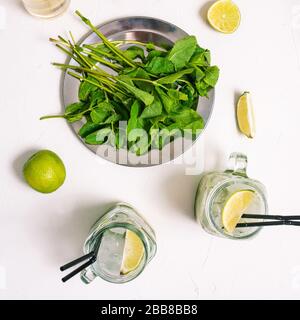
[[41, 11, 219, 155]]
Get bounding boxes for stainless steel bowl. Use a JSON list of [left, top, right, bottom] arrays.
[[62, 16, 215, 167]]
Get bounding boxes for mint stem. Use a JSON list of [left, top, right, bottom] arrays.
[[75, 10, 136, 68], [40, 115, 65, 120]]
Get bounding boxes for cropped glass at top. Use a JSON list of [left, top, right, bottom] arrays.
[[22, 0, 70, 18], [81, 203, 157, 284], [195, 152, 268, 239]]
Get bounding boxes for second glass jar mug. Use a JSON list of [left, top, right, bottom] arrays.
[[195, 152, 268, 239], [80, 203, 157, 284]]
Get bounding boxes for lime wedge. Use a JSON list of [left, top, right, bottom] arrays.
[[207, 0, 241, 34], [222, 190, 255, 233], [120, 230, 144, 275], [237, 91, 256, 138]]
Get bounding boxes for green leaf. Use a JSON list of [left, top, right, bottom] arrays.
[[98, 101, 115, 110], [117, 74, 134, 85], [127, 100, 149, 154], [65, 102, 86, 115], [127, 100, 141, 134], [124, 67, 149, 79], [89, 89, 105, 106], [66, 113, 84, 123], [157, 68, 194, 84], [194, 64, 219, 97], [78, 121, 102, 138], [118, 80, 154, 106], [114, 128, 127, 149], [110, 100, 130, 120], [64, 102, 88, 123], [204, 66, 219, 87], [167, 89, 188, 101], [90, 102, 114, 124], [156, 87, 178, 113], [113, 92, 130, 104], [128, 128, 149, 155], [149, 123, 160, 148], [124, 67, 152, 92], [151, 126, 181, 150], [195, 80, 210, 97], [184, 119, 204, 134], [123, 46, 145, 61], [181, 84, 198, 109], [193, 66, 205, 81], [169, 109, 203, 127], [78, 76, 98, 101], [167, 36, 197, 70], [146, 49, 166, 62], [140, 96, 162, 119], [190, 47, 211, 66], [90, 108, 110, 124], [104, 113, 121, 124], [204, 50, 211, 65], [164, 126, 183, 138], [85, 127, 113, 145], [145, 57, 175, 75]]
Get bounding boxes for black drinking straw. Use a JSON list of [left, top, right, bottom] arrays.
[[242, 214, 300, 221], [60, 251, 95, 271], [237, 220, 300, 228], [236, 214, 300, 228], [60, 251, 96, 283]]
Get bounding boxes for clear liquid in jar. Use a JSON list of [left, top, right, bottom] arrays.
[[22, 0, 70, 18]]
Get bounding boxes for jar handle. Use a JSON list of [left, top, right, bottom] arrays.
[[80, 266, 97, 284], [226, 152, 248, 177]]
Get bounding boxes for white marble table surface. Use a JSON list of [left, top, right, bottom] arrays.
[[1, 0, 300, 299]]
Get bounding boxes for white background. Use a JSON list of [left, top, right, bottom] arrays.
[[1, 0, 300, 299]]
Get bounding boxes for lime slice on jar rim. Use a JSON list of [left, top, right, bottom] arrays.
[[222, 189, 255, 233]]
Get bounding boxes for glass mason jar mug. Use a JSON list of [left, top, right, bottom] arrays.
[[80, 203, 157, 284], [22, 0, 70, 18], [195, 153, 268, 239]]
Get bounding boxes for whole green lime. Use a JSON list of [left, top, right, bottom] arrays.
[[23, 150, 66, 193]]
